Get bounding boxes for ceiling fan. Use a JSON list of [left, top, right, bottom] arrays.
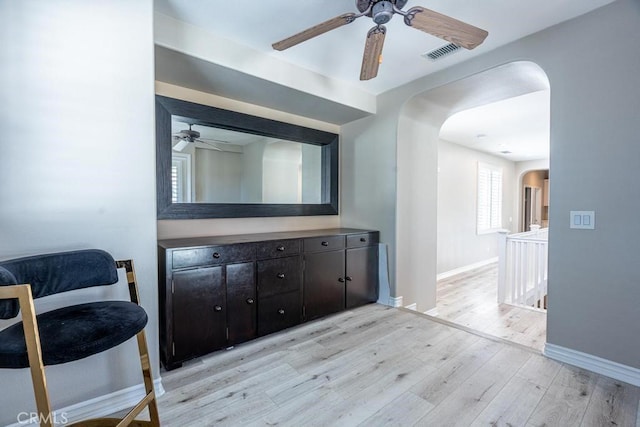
[[272, 0, 488, 81], [173, 124, 227, 152]]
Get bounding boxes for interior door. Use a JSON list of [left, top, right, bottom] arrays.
[[524, 186, 542, 231]]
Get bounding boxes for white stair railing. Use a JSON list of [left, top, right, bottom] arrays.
[[498, 228, 548, 311]]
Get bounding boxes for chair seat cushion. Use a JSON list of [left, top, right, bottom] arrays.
[[0, 301, 148, 368]]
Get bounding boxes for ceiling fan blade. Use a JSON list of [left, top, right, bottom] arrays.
[[173, 138, 190, 152], [360, 25, 386, 81], [198, 140, 223, 151], [404, 6, 488, 50], [272, 13, 357, 51]]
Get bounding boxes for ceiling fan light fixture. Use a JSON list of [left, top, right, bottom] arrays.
[[173, 139, 190, 152], [372, 1, 394, 25]]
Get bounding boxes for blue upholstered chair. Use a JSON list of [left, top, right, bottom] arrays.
[[0, 249, 160, 427]]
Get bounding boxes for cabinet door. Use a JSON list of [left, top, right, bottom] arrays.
[[345, 246, 379, 309], [172, 267, 226, 362], [304, 250, 345, 321], [226, 262, 256, 345]]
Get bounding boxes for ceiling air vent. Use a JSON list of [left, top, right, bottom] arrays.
[[499, 150, 512, 154], [422, 43, 461, 61]]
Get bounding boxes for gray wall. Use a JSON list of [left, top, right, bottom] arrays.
[[437, 140, 516, 274], [0, 1, 157, 424], [340, 0, 640, 368]]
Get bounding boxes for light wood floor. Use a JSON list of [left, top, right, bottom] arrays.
[[125, 304, 639, 426], [435, 263, 547, 351]]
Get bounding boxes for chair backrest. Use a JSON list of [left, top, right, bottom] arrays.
[[0, 249, 118, 319]]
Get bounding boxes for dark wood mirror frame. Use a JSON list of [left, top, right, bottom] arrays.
[[156, 95, 339, 219]]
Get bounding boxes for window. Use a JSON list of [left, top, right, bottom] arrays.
[[171, 153, 191, 203], [477, 162, 503, 234]]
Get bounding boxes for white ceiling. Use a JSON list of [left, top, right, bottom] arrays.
[[439, 90, 550, 162], [154, 0, 615, 95]]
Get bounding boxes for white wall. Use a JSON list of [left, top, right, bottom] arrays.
[[156, 83, 341, 239], [0, 1, 156, 425], [195, 148, 243, 202], [262, 141, 302, 203], [342, 0, 640, 369], [301, 144, 322, 203], [437, 140, 516, 274]]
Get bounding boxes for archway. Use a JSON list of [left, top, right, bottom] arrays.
[[395, 61, 550, 330]]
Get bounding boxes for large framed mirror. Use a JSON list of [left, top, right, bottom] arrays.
[[156, 95, 339, 219]]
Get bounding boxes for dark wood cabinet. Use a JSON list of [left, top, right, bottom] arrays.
[[226, 262, 256, 345], [158, 228, 379, 370], [303, 232, 379, 319], [256, 254, 303, 336], [171, 267, 226, 363], [304, 250, 346, 321], [346, 246, 379, 308], [257, 290, 301, 336]]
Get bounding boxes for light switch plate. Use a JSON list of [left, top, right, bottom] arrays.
[[570, 211, 595, 229]]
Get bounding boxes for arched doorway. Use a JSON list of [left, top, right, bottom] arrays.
[[395, 61, 550, 350]]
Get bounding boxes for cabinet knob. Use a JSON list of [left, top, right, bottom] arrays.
[[346, 276, 353, 281], [214, 305, 222, 312], [246, 298, 254, 305], [278, 308, 285, 315], [276, 245, 285, 252], [277, 273, 286, 279], [338, 277, 345, 283], [360, 237, 367, 242], [321, 241, 329, 246], [212, 252, 221, 259]]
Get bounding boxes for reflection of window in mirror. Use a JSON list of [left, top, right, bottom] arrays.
[[171, 153, 191, 203]]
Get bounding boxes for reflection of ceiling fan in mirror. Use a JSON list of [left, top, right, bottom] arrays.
[[272, 0, 488, 81], [173, 124, 230, 152]]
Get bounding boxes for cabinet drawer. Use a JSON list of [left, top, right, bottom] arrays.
[[257, 291, 301, 336], [256, 239, 301, 260], [257, 256, 301, 297], [303, 235, 345, 253], [172, 244, 255, 269], [346, 232, 379, 248]]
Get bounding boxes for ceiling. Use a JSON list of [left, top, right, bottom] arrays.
[[439, 90, 550, 162], [154, 0, 615, 95]]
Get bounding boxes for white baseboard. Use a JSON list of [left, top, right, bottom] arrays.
[[8, 378, 164, 427], [424, 307, 438, 316], [389, 296, 403, 308], [437, 257, 498, 281], [544, 343, 640, 387], [404, 303, 417, 311]]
